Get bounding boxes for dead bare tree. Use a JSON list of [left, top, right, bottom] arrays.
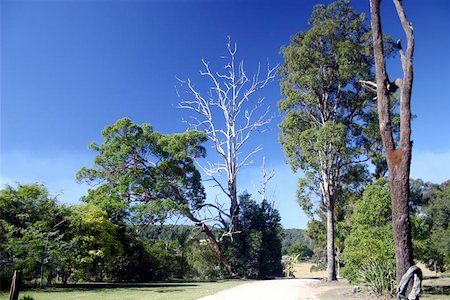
[[258, 156, 275, 203], [178, 37, 277, 232], [368, 0, 418, 286]]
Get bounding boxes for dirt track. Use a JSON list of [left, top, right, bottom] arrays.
[[198, 278, 320, 300]]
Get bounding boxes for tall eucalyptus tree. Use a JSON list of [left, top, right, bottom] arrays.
[[279, 0, 377, 280]]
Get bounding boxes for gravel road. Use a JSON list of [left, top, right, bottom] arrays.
[[198, 279, 320, 300]]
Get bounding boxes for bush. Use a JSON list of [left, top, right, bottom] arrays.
[[359, 258, 396, 295], [224, 192, 283, 279], [187, 240, 223, 279], [342, 179, 395, 283]]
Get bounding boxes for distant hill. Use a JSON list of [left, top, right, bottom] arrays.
[[282, 228, 311, 250]]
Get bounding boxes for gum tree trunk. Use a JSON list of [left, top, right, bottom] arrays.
[[369, 0, 415, 283], [326, 198, 336, 281], [202, 222, 236, 277]]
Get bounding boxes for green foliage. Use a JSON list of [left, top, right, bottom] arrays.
[[282, 228, 310, 253], [77, 117, 207, 225], [136, 224, 226, 280], [413, 181, 450, 272], [187, 241, 223, 280], [286, 241, 313, 258], [67, 204, 122, 281], [342, 178, 395, 284], [0, 184, 67, 286], [358, 259, 396, 295], [81, 184, 129, 226], [279, 0, 374, 219], [224, 193, 283, 279]]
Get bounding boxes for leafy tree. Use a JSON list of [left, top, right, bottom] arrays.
[[414, 181, 450, 272], [77, 118, 235, 276], [279, 0, 376, 280], [67, 203, 122, 281], [343, 178, 449, 288], [282, 228, 310, 253], [187, 240, 224, 280], [81, 184, 129, 226], [0, 184, 66, 286], [286, 241, 313, 259], [342, 178, 395, 285], [224, 192, 283, 279], [409, 178, 440, 214], [303, 217, 328, 271]]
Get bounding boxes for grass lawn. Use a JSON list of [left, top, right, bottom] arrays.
[[0, 280, 247, 300]]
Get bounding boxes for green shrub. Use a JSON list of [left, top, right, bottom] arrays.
[[359, 258, 396, 295], [223, 192, 283, 279], [342, 179, 395, 283], [187, 240, 223, 279]]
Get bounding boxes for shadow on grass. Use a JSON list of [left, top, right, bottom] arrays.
[[155, 289, 185, 293], [23, 282, 199, 294], [423, 285, 450, 295]]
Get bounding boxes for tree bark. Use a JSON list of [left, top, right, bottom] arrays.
[[369, 0, 415, 284], [326, 197, 337, 281], [388, 155, 414, 283]]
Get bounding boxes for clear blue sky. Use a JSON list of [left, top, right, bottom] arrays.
[[1, 0, 449, 229]]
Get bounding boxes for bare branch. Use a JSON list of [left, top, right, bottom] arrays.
[[177, 38, 275, 230], [204, 177, 231, 199], [258, 157, 275, 202]]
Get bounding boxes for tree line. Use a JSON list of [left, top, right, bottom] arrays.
[[0, 181, 286, 289]]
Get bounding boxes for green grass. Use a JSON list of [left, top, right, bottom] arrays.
[[0, 280, 247, 300]]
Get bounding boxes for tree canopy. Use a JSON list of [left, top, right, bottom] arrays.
[[77, 117, 208, 223]]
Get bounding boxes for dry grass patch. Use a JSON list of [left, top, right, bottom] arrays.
[[314, 279, 393, 300], [293, 262, 327, 279]]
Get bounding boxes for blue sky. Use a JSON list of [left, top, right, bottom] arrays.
[[1, 0, 449, 229]]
